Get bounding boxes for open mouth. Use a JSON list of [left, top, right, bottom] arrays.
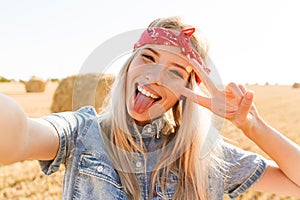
[[134, 84, 162, 113]]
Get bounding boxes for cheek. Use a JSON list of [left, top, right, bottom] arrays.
[[128, 65, 149, 78], [128, 58, 144, 73], [165, 95, 178, 109], [158, 89, 179, 110], [125, 83, 135, 109], [165, 86, 181, 102]]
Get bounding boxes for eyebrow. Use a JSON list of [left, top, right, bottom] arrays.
[[144, 47, 160, 56], [144, 47, 187, 71]]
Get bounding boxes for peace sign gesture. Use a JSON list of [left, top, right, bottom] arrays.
[[179, 59, 258, 131]]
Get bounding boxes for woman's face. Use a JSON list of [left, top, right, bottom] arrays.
[[126, 44, 191, 125]]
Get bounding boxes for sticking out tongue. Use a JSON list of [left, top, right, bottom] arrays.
[[134, 92, 155, 113]]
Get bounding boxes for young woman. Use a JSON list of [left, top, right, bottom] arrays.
[[1, 17, 300, 200]]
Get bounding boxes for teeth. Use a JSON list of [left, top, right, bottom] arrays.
[[137, 85, 159, 99]]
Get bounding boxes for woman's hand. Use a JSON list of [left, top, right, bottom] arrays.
[[179, 59, 259, 132]]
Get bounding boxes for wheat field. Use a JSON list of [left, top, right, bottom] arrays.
[[0, 82, 299, 199]]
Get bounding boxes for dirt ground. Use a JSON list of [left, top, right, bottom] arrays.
[[0, 82, 300, 199]]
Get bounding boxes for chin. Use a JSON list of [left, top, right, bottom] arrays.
[[127, 108, 161, 124]]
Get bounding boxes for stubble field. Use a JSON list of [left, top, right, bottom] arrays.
[[0, 82, 300, 200]]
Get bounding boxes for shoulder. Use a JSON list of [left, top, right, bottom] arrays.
[[75, 106, 99, 118], [45, 106, 99, 123], [220, 141, 267, 170], [219, 141, 267, 198]]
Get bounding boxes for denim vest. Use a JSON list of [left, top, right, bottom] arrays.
[[39, 106, 266, 199]]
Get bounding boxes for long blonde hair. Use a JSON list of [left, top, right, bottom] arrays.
[[101, 16, 224, 200]]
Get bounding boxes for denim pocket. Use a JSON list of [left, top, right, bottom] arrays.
[[73, 152, 128, 200], [154, 173, 178, 200], [79, 152, 122, 188]]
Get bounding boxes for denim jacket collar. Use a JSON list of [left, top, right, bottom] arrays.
[[129, 117, 166, 139]]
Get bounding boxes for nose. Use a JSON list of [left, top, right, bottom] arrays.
[[144, 65, 165, 83], [144, 64, 183, 99]]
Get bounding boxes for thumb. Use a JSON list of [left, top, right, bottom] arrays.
[[179, 86, 211, 109]]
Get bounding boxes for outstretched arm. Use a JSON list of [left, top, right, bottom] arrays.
[[0, 93, 59, 164], [179, 59, 300, 196]]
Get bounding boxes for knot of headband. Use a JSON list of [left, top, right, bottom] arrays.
[[134, 27, 211, 84]]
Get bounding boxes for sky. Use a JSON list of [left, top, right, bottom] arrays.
[[1, 0, 300, 85]]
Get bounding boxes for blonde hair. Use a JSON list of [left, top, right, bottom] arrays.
[[101, 16, 224, 200]]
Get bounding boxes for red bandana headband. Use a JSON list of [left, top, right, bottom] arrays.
[[134, 27, 211, 84]]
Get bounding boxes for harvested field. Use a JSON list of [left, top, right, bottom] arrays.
[[0, 82, 300, 199]]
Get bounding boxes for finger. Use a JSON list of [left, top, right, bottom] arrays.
[[238, 85, 258, 116], [236, 91, 254, 123], [225, 82, 244, 100], [179, 86, 211, 109], [238, 84, 247, 94], [189, 59, 218, 94]]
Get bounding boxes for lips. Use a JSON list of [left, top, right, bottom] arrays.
[[133, 84, 161, 113]]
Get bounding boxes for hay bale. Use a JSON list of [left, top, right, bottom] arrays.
[[292, 82, 300, 88], [24, 77, 47, 93], [51, 73, 115, 112]]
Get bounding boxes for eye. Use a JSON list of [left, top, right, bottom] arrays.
[[142, 54, 155, 62], [169, 69, 184, 79]]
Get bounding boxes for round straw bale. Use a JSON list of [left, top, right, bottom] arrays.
[[51, 73, 115, 113], [292, 82, 300, 88], [24, 76, 47, 93]]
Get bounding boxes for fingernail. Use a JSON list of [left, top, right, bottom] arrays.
[[186, 66, 192, 73], [246, 91, 253, 99]]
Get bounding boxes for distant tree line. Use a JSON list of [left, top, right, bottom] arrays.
[[0, 76, 61, 83], [0, 76, 13, 82]]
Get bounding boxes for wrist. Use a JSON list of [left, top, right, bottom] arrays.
[[240, 113, 265, 140]]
